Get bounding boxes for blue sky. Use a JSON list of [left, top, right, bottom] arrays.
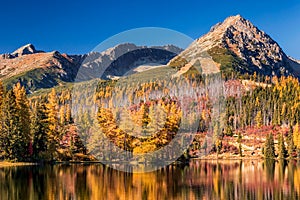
[[1, 0, 300, 58]]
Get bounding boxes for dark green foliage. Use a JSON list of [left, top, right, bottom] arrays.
[[277, 133, 287, 159], [168, 56, 188, 70], [1, 90, 30, 161], [207, 46, 247, 79], [264, 133, 275, 159], [223, 76, 300, 130], [237, 132, 243, 157], [31, 98, 49, 160]]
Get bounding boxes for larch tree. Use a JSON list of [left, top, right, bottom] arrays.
[[293, 123, 300, 158], [293, 123, 300, 147], [65, 103, 72, 124], [59, 105, 65, 125], [0, 81, 5, 151], [255, 110, 263, 128], [46, 88, 59, 160]]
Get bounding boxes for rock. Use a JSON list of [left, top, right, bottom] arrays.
[[11, 44, 44, 57], [169, 14, 300, 77]]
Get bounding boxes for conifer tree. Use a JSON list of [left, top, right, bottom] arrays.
[[293, 123, 300, 158], [46, 88, 59, 160], [31, 98, 49, 160], [287, 125, 295, 159], [264, 133, 275, 159], [255, 110, 263, 128], [65, 103, 72, 124], [59, 105, 65, 125], [0, 81, 5, 153], [277, 133, 287, 159], [293, 123, 300, 149], [1, 90, 26, 161], [13, 82, 31, 159], [237, 132, 243, 157]]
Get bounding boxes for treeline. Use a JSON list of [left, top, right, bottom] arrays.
[[224, 75, 300, 158], [263, 127, 300, 159], [0, 82, 86, 162], [1, 73, 300, 162], [86, 76, 210, 161], [225, 76, 300, 131]]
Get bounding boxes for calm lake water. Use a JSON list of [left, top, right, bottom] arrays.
[[0, 160, 299, 200]]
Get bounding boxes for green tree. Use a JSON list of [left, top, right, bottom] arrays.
[[31, 98, 49, 160], [1, 91, 27, 161], [237, 132, 243, 157], [277, 133, 287, 159], [264, 133, 275, 159], [13, 83, 31, 159]]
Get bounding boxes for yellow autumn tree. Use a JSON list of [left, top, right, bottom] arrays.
[[255, 110, 263, 128], [46, 88, 59, 159], [293, 123, 300, 150]]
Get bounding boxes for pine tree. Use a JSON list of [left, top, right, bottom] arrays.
[[287, 125, 295, 159], [237, 132, 243, 157], [264, 133, 275, 159], [277, 133, 287, 159], [1, 90, 26, 161], [13, 83, 31, 159], [31, 98, 49, 160]]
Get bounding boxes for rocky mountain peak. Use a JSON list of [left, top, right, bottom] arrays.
[[216, 15, 284, 66], [12, 44, 44, 57], [170, 14, 299, 77], [196, 15, 272, 52], [210, 14, 244, 32], [102, 43, 139, 60]]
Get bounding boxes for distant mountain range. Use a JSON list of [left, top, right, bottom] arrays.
[[0, 43, 181, 93], [1, 14, 299, 93]]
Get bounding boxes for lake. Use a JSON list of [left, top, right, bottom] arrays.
[[0, 160, 299, 200]]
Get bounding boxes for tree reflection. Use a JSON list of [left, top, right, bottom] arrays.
[[0, 161, 300, 199]]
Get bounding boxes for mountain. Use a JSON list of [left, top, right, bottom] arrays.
[[1, 15, 300, 93], [0, 43, 182, 93], [76, 43, 181, 81], [169, 15, 300, 78], [1, 44, 45, 59], [0, 47, 82, 93]]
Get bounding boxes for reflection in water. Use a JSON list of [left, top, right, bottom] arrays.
[[0, 160, 299, 199]]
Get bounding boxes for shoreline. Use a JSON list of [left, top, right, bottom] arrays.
[[0, 161, 37, 168], [1, 156, 297, 167]]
